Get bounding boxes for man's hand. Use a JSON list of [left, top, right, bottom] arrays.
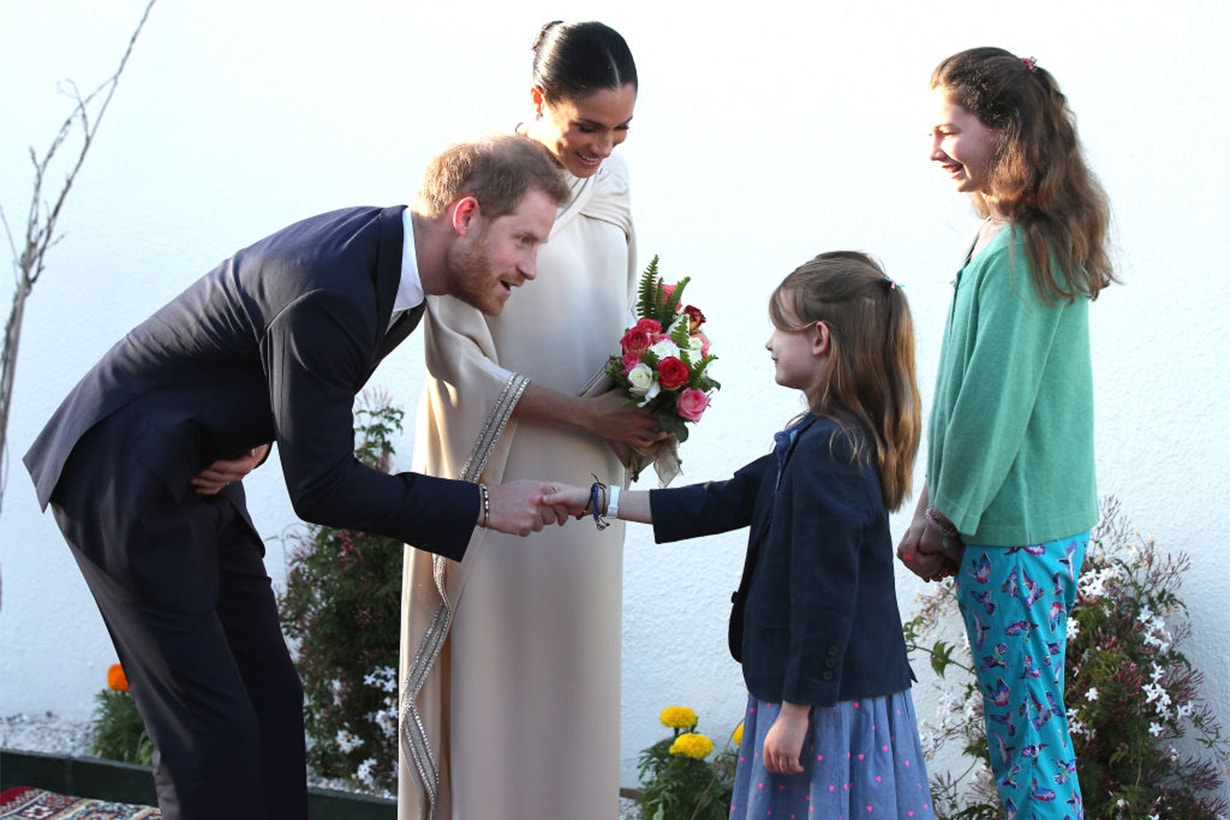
[[191, 444, 270, 495], [485, 480, 579, 536]]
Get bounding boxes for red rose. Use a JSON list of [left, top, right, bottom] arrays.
[[683, 305, 706, 333], [634, 317, 662, 335], [657, 357, 690, 390], [677, 388, 711, 422], [620, 327, 653, 354]]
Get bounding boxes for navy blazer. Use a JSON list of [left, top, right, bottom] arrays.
[[25, 206, 476, 559], [650, 414, 914, 706]]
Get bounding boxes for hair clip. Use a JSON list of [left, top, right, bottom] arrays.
[[1023, 56, 1038, 72], [883, 276, 901, 291]]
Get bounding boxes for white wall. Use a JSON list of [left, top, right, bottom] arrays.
[[2, 0, 1227, 801]]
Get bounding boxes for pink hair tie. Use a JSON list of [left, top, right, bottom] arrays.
[[1023, 56, 1038, 72]]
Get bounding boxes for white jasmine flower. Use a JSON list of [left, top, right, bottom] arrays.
[[356, 757, 377, 786], [363, 666, 397, 693], [1149, 721, 1164, 738], [336, 729, 363, 753], [1086, 687, 1099, 701]]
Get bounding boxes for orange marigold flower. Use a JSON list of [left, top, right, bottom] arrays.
[[107, 663, 130, 692]]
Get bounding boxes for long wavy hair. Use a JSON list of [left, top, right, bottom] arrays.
[[769, 252, 921, 511], [932, 47, 1117, 301]]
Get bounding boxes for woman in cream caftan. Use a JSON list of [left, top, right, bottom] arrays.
[[398, 22, 656, 820]]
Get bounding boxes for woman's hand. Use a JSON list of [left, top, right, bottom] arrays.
[[584, 390, 668, 451], [762, 702, 810, 775], [191, 444, 270, 495]]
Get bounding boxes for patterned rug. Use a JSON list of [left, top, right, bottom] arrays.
[[0, 787, 161, 819]]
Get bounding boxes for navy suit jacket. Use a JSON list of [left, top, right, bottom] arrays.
[[650, 414, 914, 706], [25, 206, 476, 559]]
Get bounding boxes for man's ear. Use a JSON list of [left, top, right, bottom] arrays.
[[451, 196, 481, 236]]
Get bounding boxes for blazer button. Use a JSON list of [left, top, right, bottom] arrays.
[[827, 646, 840, 656], [825, 658, 836, 668], [822, 671, 833, 680]]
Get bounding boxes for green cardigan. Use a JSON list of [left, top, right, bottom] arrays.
[[927, 226, 1097, 547]]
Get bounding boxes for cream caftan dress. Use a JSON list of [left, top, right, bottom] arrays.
[[398, 154, 636, 820]]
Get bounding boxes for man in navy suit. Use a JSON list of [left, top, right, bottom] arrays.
[[24, 135, 571, 819]]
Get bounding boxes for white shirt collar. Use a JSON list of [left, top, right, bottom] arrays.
[[394, 208, 425, 312]]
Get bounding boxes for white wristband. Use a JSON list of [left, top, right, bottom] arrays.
[[607, 485, 621, 519]]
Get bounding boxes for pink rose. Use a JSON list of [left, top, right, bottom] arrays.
[[620, 327, 653, 354], [657, 357, 690, 390], [621, 351, 642, 374], [634, 317, 662, 335], [676, 388, 710, 422]]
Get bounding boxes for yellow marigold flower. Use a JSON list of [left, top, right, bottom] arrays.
[[731, 722, 744, 746], [669, 732, 714, 760], [107, 663, 129, 692], [659, 705, 698, 730]]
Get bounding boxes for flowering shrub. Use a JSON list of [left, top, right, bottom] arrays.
[[606, 256, 720, 481], [90, 662, 151, 765], [904, 497, 1230, 819], [636, 705, 738, 820], [278, 391, 405, 794]]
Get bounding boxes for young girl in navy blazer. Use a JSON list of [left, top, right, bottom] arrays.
[[547, 250, 935, 818]]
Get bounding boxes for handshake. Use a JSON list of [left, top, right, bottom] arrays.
[[480, 480, 609, 537]]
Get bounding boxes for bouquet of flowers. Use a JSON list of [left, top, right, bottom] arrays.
[[606, 256, 720, 483]]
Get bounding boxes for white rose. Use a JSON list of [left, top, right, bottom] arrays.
[[649, 339, 680, 361], [627, 362, 657, 398], [638, 381, 661, 407]]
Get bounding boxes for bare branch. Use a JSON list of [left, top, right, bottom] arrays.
[[0, 0, 158, 517]]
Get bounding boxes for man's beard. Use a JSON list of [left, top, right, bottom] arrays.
[[444, 231, 504, 316]]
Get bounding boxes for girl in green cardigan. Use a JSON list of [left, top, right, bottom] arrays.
[[899, 47, 1116, 818]]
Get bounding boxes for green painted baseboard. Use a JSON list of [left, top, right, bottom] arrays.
[[0, 749, 395, 819]]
